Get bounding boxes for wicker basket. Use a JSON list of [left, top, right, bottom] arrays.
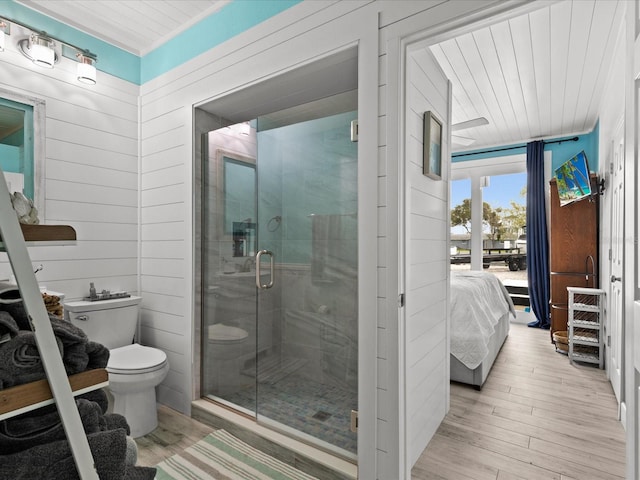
[[553, 330, 569, 354]]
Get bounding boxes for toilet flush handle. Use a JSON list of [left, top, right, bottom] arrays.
[[76, 315, 89, 321]]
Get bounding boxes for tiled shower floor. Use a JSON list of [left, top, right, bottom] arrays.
[[223, 371, 357, 455]]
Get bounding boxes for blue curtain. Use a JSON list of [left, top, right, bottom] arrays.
[[526, 141, 550, 328]]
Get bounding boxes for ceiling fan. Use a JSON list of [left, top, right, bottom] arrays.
[[451, 117, 488, 147]]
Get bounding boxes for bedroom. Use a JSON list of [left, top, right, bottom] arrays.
[[439, 0, 618, 385], [0, 1, 636, 479], [427, 1, 628, 477]]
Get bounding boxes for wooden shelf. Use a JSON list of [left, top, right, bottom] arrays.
[[0, 224, 77, 249], [0, 368, 108, 421], [568, 288, 604, 368], [19, 224, 76, 242]]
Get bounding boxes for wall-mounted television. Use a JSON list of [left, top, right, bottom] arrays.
[[554, 150, 592, 206]]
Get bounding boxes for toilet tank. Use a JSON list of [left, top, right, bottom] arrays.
[[64, 296, 142, 350]]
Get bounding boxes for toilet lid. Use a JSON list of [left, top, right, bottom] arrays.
[[107, 343, 167, 374], [208, 323, 248, 342]]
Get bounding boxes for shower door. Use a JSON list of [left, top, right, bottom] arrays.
[[253, 110, 358, 458], [202, 106, 358, 458]]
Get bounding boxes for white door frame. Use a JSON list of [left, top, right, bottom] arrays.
[[624, 2, 638, 478]]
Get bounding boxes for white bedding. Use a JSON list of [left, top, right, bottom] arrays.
[[451, 271, 516, 369]]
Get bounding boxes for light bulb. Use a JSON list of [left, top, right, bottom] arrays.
[[77, 55, 96, 84], [30, 35, 55, 68]]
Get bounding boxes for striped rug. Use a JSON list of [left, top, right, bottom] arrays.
[[154, 429, 319, 480]]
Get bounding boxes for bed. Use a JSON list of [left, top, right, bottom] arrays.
[[450, 270, 516, 389]]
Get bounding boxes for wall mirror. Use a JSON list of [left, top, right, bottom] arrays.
[[216, 149, 256, 257], [0, 88, 45, 219]]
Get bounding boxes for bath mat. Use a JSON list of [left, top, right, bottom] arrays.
[[154, 429, 319, 480], [242, 356, 307, 385]]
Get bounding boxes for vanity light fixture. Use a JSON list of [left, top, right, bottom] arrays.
[[76, 53, 97, 85], [0, 15, 98, 84], [19, 33, 57, 68]]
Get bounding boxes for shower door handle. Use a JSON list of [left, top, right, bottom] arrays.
[[256, 250, 274, 289]]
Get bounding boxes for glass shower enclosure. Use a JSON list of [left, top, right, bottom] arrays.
[[201, 104, 358, 458]]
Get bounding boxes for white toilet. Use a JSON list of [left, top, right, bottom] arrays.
[[206, 323, 249, 395], [64, 295, 169, 438]]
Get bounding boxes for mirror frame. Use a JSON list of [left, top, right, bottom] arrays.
[[0, 87, 45, 221], [215, 148, 256, 243]]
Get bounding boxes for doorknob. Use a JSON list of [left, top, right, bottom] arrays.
[[611, 275, 622, 283]]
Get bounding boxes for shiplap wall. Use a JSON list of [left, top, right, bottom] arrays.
[[139, 1, 522, 478], [377, 2, 521, 477], [138, 0, 378, 447], [405, 46, 451, 467], [0, 38, 139, 302], [596, 20, 624, 400]]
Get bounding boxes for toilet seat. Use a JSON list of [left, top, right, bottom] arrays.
[[107, 343, 168, 375], [208, 323, 248, 344]]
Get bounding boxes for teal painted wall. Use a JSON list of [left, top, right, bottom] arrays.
[[2, 0, 301, 85], [257, 111, 358, 265], [452, 125, 600, 172], [141, 0, 300, 83], [1, 1, 139, 83]]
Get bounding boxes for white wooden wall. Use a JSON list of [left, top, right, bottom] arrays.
[[404, 46, 451, 467], [138, 3, 381, 476], [377, 2, 522, 477], [0, 34, 139, 303], [139, 1, 520, 478], [596, 19, 625, 406]]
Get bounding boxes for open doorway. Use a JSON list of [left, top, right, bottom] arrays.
[[450, 155, 533, 324]]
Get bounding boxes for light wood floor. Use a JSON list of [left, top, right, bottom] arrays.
[[135, 404, 215, 467], [135, 323, 625, 479], [412, 323, 626, 480]]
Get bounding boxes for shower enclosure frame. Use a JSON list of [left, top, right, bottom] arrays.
[[200, 109, 359, 459], [191, 43, 379, 474]]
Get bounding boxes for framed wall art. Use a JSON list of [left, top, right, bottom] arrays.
[[423, 111, 442, 180]]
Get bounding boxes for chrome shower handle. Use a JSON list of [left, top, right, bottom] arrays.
[[255, 250, 274, 289]]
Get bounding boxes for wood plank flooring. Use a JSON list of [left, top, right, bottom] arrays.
[[135, 404, 215, 467], [412, 323, 626, 480], [134, 322, 625, 479]]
